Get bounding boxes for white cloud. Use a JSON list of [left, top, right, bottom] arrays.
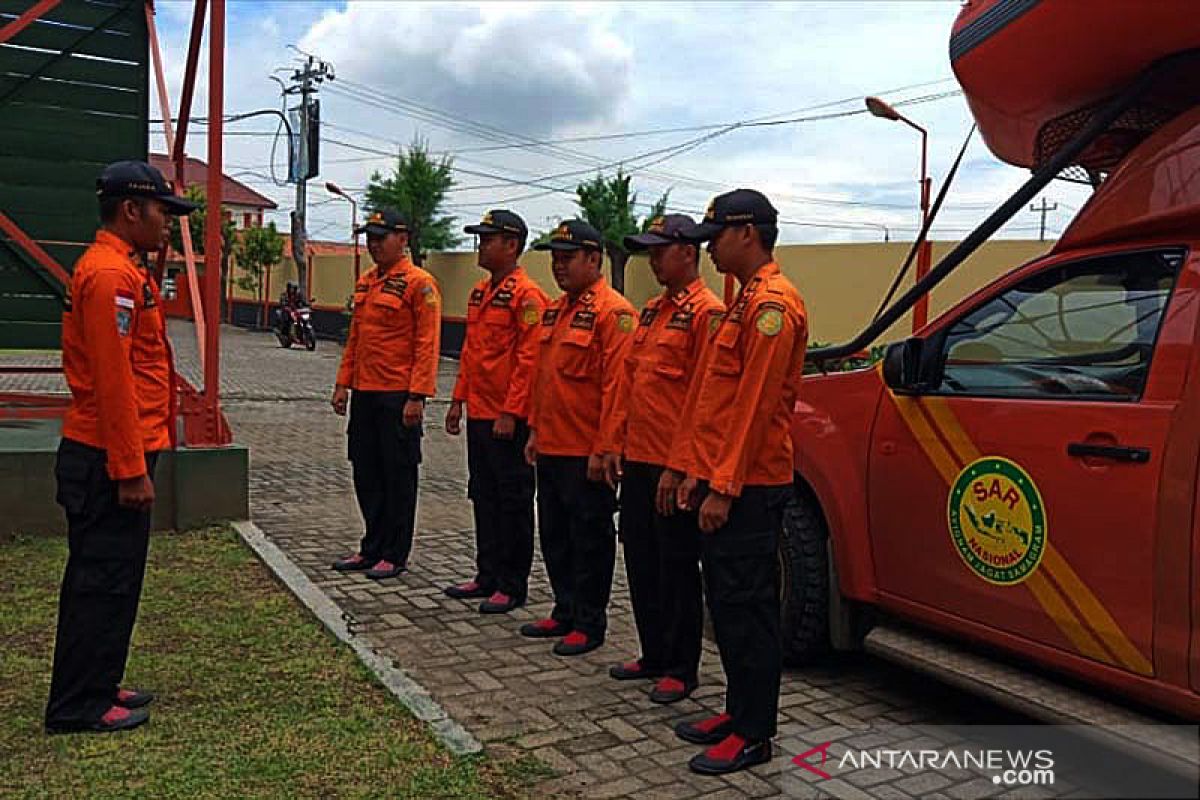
[[299, 2, 633, 136]]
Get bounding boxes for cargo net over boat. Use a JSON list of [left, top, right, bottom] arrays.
[[1038, 49, 1200, 189]]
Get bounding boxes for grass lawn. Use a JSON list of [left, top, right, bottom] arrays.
[[0, 527, 550, 799]]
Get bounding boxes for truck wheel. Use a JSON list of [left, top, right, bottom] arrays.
[[780, 482, 831, 666]]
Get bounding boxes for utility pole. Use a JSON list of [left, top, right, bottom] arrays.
[[281, 53, 333, 298], [1029, 197, 1058, 241]]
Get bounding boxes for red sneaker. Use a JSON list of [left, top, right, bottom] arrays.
[[365, 560, 405, 580], [608, 659, 660, 681], [444, 580, 491, 599], [674, 712, 733, 745], [689, 734, 772, 775], [115, 688, 154, 709], [519, 618, 570, 638], [331, 553, 372, 571], [650, 676, 696, 704], [479, 591, 522, 614], [553, 630, 603, 656]]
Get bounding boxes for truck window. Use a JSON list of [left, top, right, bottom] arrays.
[[934, 249, 1183, 401]]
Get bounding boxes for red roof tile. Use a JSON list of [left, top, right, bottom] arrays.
[[150, 153, 279, 210]]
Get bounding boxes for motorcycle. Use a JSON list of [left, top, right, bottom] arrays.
[[276, 303, 317, 351]]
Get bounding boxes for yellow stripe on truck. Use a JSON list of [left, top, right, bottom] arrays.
[[887, 393, 1151, 675]]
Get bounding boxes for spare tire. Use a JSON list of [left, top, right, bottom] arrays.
[[779, 482, 831, 666]]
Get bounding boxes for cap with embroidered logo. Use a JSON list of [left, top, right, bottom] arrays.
[[532, 219, 603, 251], [96, 160, 198, 216], [355, 207, 409, 236], [624, 213, 699, 251], [686, 189, 778, 242], [463, 209, 528, 238]]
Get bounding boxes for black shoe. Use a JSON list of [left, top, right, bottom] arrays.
[[479, 591, 523, 614], [115, 688, 154, 710], [519, 618, 571, 638], [332, 553, 374, 571], [364, 559, 406, 580], [688, 737, 772, 775], [674, 712, 734, 745], [553, 631, 603, 657], [444, 580, 493, 599], [46, 706, 150, 735], [608, 659, 661, 681], [649, 677, 697, 704]]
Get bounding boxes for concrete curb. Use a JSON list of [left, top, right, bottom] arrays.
[[230, 519, 483, 756]]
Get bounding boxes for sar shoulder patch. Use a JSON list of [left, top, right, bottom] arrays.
[[617, 312, 635, 333], [421, 284, 439, 306], [755, 307, 784, 337], [521, 304, 541, 325]]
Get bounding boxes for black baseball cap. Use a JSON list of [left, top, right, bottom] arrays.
[[463, 209, 528, 238], [686, 189, 778, 241], [356, 207, 409, 236], [96, 160, 198, 216], [533, 219, 603, 251], [624, 214, 699, 251]]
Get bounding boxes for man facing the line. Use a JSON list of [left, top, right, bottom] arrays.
[[331, 208, 441, 580], [605, 214, 723, 704], [522, 220, 635, 656], [444, 210, 548, 614], [46, 160, 196, 734]]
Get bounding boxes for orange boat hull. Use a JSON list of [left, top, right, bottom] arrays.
[[951, 0, 1200, 169]]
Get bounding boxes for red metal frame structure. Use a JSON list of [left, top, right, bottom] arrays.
[[0, 0, 231, 446]]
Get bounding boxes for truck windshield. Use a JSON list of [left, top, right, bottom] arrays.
[[934, 248, 1184, 401]]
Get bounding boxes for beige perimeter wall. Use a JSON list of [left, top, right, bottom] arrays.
[[230, 239, 1053, 346]]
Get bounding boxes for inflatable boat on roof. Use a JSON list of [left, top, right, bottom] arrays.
[[951, 0, 1200, 181]]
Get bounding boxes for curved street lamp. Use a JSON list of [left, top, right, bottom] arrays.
[[866, 96, 933, 331]]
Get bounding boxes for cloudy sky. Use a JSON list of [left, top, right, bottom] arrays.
[[151, 1, 1092, 248]]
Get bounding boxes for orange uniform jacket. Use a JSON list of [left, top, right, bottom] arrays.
[[451, 266, 549, 420], [612, 278, 724, 467], [668, 262, 808, 497], [61, 230, 175, 480], [336, 258, 442, 395], [529, 277, 636, 458]]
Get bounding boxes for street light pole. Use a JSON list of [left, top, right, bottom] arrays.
[[325, 181, 360, 282], [866, 96, 933, 332]]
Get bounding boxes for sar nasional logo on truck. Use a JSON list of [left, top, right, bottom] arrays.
[[947, 457, 1046, 585]]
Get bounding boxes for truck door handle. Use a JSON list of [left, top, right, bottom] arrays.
[[1067, 443, 1151, 463]]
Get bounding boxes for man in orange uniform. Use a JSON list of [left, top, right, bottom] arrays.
[[444, 210, 548, 614], [605, 215, 723, 704], [45, 161, 196, 734], [667, 190, 808, 776], [331, 208, 441, 580], [521, 220, 635, 656]]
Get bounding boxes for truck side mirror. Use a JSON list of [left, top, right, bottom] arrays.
[[882, 338, 925, 394]]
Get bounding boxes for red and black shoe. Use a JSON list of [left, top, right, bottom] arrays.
[[688, 734, 772, 775], [608, 659, 661, 681], [519, 618, 570, 638], [553, 630, 603, 657], [674, 711, 733, 745], [650, 676, 697, 704], [444, 580, 492, 600], [46, 705, 150, 735], [479, 591, 523, 614], [331, 553, 373, 571], [115, 687, 154, 710], [364, 559, 405, 580]]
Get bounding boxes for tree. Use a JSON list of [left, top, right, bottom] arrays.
[[364, 137, 460, 265], [233, 221, 285, 327], [575, 169, 670, 294], [168, 185, 237, 317]]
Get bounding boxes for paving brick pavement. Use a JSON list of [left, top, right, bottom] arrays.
[[10, 321, 1100, 798]]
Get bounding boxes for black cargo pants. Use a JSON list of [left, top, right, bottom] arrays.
[[45, 438, 159, 730]]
